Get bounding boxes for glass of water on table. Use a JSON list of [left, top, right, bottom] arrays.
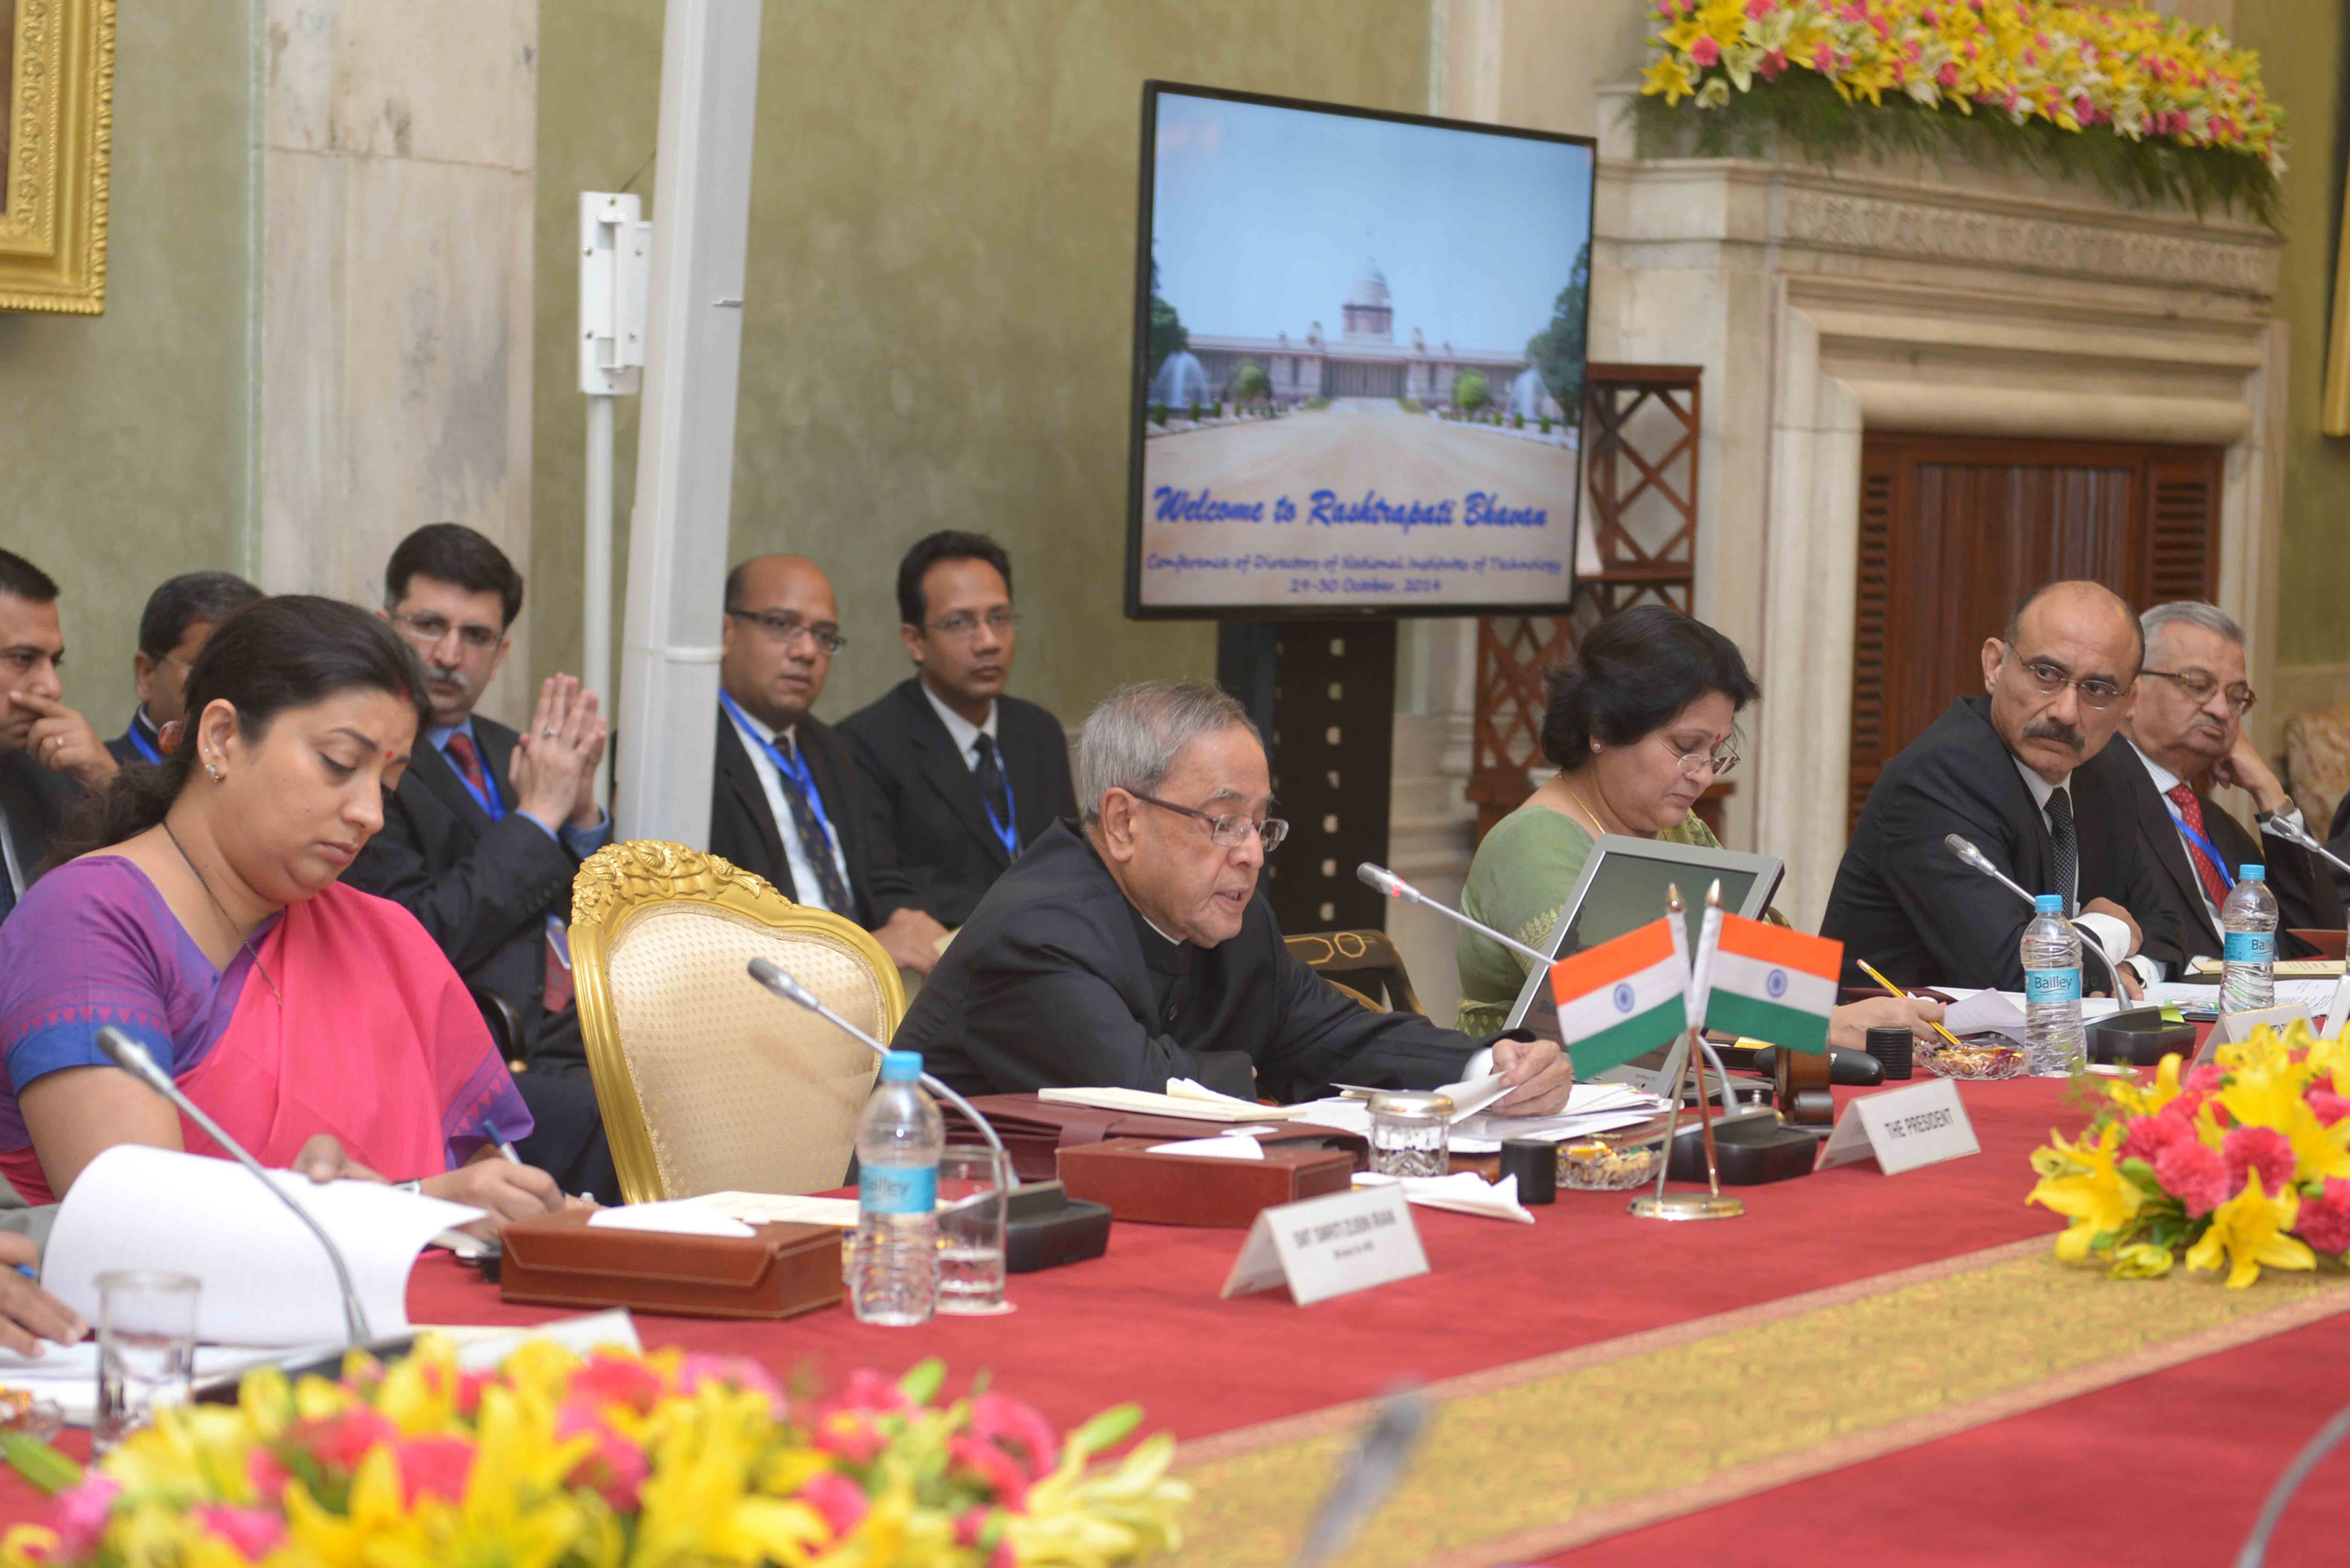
[[936, 1144, 1011, 1315], [95, 1270, 200, 1452]]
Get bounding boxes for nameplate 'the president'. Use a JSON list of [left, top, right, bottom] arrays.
[[1814, 1077, 1979, 1176], [1220, 1185, 1428, 1306]]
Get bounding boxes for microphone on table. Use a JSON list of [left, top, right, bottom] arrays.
[[96, 1025, 373, 1346], [744, 958, 1010, 1176], [1356, 863, 1553, 968], [2252, 810, 2350, 881], [1942, 834, 2126, 996]]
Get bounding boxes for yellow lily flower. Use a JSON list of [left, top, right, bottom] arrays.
[[2219, 1054, 2350, 1185], [2108, 1052, 2186, 1120], [2027, 1122, 2143, 1262], [2185, 1172, 2315, 1289], [2108, 1242, 2175, 1279]]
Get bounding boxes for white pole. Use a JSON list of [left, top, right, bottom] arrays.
[[578, 190, 646, 812], [583, 393, 616, 807], [613, 0, 764, 846]]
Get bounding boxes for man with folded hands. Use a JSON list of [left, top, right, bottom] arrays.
[[893, 679, 1574, 1112]]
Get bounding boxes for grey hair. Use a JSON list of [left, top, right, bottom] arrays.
[[1076, 680, 1260, 824], [2140, 601, 2243, 666]]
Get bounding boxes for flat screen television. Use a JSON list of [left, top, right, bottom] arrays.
[[1126, 82, 1596, 620]]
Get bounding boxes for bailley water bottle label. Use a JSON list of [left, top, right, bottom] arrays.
[[860, 1165, 938, 1215], [2025, 967, 2081, 1005], [2224, 931, 2276, 965]]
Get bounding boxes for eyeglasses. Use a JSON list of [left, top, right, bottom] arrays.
[[1657, 730, 1740, 779], [2003, 643, 2130, 710], [2142, 667, 2256, 714], [1129, 791, 1289, 852], [726, 608, 847, 655], [925, 608, 1020, 640], [389, 611, 503, 653]]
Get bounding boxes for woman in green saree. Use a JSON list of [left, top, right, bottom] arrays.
[[1456, 606, 1942, 1049]]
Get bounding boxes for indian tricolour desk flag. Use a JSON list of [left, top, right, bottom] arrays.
[[1703, 915, 1842, 1056], [1546, 919, 1689, 1075]]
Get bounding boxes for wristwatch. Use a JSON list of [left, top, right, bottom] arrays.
[[2254, 797, 2297, 826]]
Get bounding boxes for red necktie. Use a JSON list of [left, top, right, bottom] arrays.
[[2165, 783, 2232, 908], [443, 732, 489, 798]]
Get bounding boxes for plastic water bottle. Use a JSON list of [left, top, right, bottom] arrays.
[[2220, 864, 2278, 1015], [2021, 893, 2086, 1077], [850, 1050, 944, 1326]]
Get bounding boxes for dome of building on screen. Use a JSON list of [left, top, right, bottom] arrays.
[[1342, 260, 1394, 341], [1178, 265, 1530, 405]]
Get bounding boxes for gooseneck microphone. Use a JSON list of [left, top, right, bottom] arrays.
[[1357, 863, 1552, 968], [1942, 835, 2125, 996], [96, 1025, 372, 1346], [2256, 811, 2350, 882], [745, 958, 1011, 1175]]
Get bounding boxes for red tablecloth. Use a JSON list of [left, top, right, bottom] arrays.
[[8, 1069, 2345, 1564]]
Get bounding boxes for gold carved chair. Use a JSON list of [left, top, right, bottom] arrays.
[[570, 841, 907, 1204], [1284, 929, 1424, 1016]]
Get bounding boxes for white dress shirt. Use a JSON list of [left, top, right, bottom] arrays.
[[920, 682, 999, 772], [726, 704, 852, 915], [0, 800, 20, 901], [2010, 756, 2147, 984]]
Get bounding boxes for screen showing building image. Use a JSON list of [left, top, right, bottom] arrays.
[[1128, 85, 1595, 616]]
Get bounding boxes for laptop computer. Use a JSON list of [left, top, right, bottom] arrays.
[[1503, 833, 1785, 1033]]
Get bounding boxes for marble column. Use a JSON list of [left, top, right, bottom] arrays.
[[257, 0, 539, 723]]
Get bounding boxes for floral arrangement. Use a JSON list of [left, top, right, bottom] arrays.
[[1633, 1, 2283, 224], [0, 1340, 1189, 1568], [2028, 1022, 2350, 1287]]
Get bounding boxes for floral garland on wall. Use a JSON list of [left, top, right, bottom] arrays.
[[1632, 1, 2284, 227]]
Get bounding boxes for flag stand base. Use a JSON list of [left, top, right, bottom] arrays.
[[1626, 1191, 1744, 1221]]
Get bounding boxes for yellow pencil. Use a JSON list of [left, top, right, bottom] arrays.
[[1854, 958, 1967, 1052]]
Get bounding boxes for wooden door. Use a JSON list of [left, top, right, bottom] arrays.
[[1847, 435, 2222, 828]]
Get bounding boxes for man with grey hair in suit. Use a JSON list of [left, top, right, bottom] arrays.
[[892, 679, 1574, 1110]]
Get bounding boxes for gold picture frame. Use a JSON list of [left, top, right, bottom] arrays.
[[1, 0, 114, 314]]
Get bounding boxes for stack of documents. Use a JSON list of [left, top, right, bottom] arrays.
[[1287, 1080, 1665, 1154]]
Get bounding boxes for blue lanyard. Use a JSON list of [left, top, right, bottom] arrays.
[[980, 747, 1019, 857], [2164, 800, 2236, 893], [440, 732, 506, 821], [721, 691, 837, 853], [124, 718, 162, 766]]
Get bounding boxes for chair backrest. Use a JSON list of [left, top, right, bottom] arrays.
[[2284, 698, 2350, 843], [1283, 929, 1423, 1016], [571, 841, 905, 1204]]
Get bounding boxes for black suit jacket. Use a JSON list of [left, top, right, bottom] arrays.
[[0, 751, 81, 904], [1821, 697, 2183, 991], [895, 821, 1506, 1101], [707, 707, 911, 930], [105, 709, 163, 768], [343, 718, 589, 1072], [2328, 793, 2350, 909], [836, 679, 1077, 928], [2108, 742, 2341, 963]]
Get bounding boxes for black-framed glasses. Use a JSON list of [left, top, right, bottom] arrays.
[[925, 608, 1020, 640], [2003, 643, 2130, 710], [389, 611, 502, 653], [2142, 667, 2256, 714], [726, 608, 846, 655], [1130, 791, 1289, 852]]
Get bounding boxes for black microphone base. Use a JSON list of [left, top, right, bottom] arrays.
[[1004, 1181, 1112, 1273]]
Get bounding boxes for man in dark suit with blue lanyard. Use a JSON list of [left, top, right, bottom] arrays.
[[107, 573, 264, 768], [344, 525, 619, 1201], [838, 532, 1077, 965], [708, 555, 930, 971]]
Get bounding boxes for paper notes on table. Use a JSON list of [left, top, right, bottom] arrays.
[[1038, 1085, 1304, 1122], [41, 1145, 484, 1347], [1815, 1078, 1979, 1176], [588, 1200, 756, 1238], [0, 1343, 335, 1427], [1221, 1185, 1429, 1306], [694, 1192, 864, 1228], [1146, 1136, 1268, 1160], [1354, 1170, 1534, 1224]]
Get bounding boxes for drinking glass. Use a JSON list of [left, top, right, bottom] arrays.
[[94, 1270, 200, 1452], [935, 1144, 1011, 1315]]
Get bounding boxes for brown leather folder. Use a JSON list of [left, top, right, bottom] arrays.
[[1055, 1137, 1358, 1226], [498, 1207, 843, 1319], [950, 1093, 1366, 1182]]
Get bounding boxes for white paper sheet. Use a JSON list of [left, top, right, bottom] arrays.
[[588, 1199, 756, 1238], [1353, 1170, 1535, 1224], [694, 1192, 864, 1228], [0, 1343, 335, 1427], [1144, 1136, 1267, 1160], [1037, 1086, 1303, 1121], [40, 1145, 484, 1347]]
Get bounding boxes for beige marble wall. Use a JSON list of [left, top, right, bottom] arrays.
[[257, 0, 539, 725]]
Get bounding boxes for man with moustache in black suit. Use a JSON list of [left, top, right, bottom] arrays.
[[838, 532, 1077, 969]]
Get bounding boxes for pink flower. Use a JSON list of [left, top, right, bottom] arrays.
[[1744, 0, 1774, 18], [815, 1411, 890, 1466], [564, 1426, 649, 1513], [2310, 1090, 2350, 1127], [678, 1353, 786, 1418], [2296, 1179, 2350, 1255], [192, 1505, 286, 1559], [2121, 1113, 2193, 1164], [570, 1352, 667, 1415], [49, 1477, 119, 1562], [800, 1472, 870, 1539], [2224, 1125, 2296, 1199], [2186, 1065, 2225, 1093], [246, 1447, 294, 1504], [1937, 61, 1959, 87], [955, 1507, 994, 1548], [1759, 47, 1788, 80], [394, 1435, 478, 1509], [1688, 36, 1721, 67], [968, 1392, 1060, 1480], [951, 1435, 1034, 1509], [834, 1368, 913, 1415], [287, 1407, 399, 1474], [2156, 1139, 2230, 1217]]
